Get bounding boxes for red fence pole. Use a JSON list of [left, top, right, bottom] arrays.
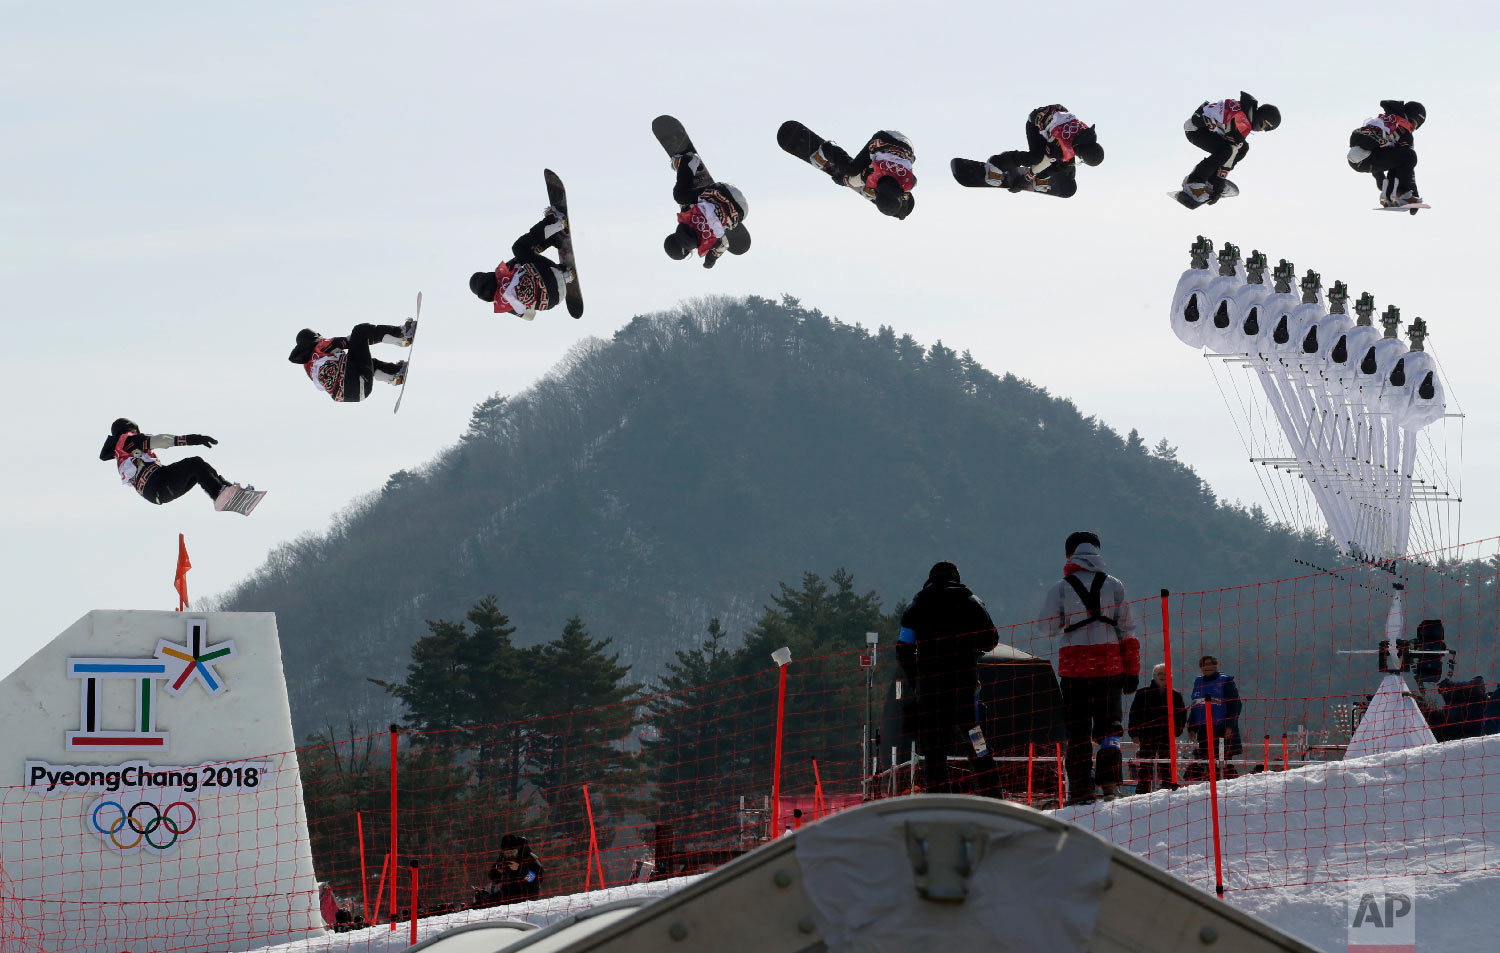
[[1281, 732, 1289, 772], [370, 853, 390, 927], [1026, 742, 1034, 806], [1205, 705, 1226, 898], [357, 811, 369, 924], [408, 861, 420, 944], [1055, 742, 1064, 806], [770, 648, 791, 836], [811, 759, 825, 819], [389, 724, 399, 930], [583, 783, 605, 891], [1161, 589, 1179, 786], [1262, 735, 1270, 774]]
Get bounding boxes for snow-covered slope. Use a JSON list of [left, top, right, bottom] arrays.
[[251, 737, 1499, 953], [1057, 735, 1500, 951]]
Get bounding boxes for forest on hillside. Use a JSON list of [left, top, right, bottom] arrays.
[[214, 295, 1340, 739]]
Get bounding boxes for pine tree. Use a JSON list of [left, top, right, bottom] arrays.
[[732, 569, 891, 797], [526, 618, 642, 847], [385, 617, 478, 743], [464, 597, 534, 797], [642, 619, 746, 839]]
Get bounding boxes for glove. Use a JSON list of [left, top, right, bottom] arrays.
[[183, 434, 218, 447], [1120, 673, 1139, 695]]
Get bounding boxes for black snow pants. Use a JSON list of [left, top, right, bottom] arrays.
[[1061, 675, 1124, 797], [917, 684, 999, 796], [1369, 148, 1418, 197], [139, 457, 230, 505], [339, 323, 405, 403], [988, 150, 1078, 197], [1133, 742, 1171, 794], [1185, 129, 1248, 193]]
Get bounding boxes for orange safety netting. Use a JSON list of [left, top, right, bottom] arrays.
[[3, 538, 1499, 950]]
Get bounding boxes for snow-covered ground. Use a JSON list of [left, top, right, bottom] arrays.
[[1058, 734, 1500, 951], [252, 878, 704, 953], [253, 736, 1500, 953]]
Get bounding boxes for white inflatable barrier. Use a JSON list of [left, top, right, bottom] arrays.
[[464, 796, 1323, 953]]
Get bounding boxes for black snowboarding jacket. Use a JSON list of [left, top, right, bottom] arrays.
[[1128, 683, 1187, 750], [487, 853, 543, 903], [897, 579, 999, 694]]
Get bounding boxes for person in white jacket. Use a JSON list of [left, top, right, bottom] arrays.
[[1038, 532, 1141, 803]]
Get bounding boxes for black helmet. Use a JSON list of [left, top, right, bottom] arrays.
[[288, 328, 320, 364], [1075, 141, 1104, 166], [470, 271, 498, 302], [1404, 101, 1426, 128], [100, 417, 140, 460], [873, 176, 908, 218], [1073, 127, 1104, 167], [1253, 103, 1281, 132]]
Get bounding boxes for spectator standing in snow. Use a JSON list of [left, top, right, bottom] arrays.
[[897, 561, 1001, 795], [318, 881, 339, 928], [1430, 677, 1489, 741], [1187, 655, 1242, 776], [1128, 663, 1186, 794], [1038, 532, 1140, 804]]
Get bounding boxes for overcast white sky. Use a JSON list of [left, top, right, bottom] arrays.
[[4, 1, 1498, 677]]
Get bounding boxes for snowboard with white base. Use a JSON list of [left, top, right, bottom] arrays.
[[215, 484, 266, 516], [1169, 180, 1240, 208], [392, 291, 420, 414], [1376, 203, 1430, 213]]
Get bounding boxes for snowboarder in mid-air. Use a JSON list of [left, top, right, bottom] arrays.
[[98, 418, 263, 515], [1174, 91, 1281, 209], [1348, 100, 1426, 213], [653, 116, 751, 268], [288, 320, 414, 403], [470, 207, 575, 318], [778, 122, 916, 219], [950, 104, 1103, 196]]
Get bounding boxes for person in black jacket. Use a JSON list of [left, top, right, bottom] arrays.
[[1348, 100, 1425, 209], [807, 129, 916, 218], [1431, 677, 1489, 741], [1176, 91, 1281, 208], [1127, 664, 1186, 794], [984, 104, 1104, 197], [897, 561, 1000, 794], [482, 833, 543, 905], [98, 417, 256, 513]]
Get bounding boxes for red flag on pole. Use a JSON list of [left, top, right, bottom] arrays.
[[174, 534, 191, 610]]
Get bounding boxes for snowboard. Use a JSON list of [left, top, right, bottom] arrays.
[[1376, 203, 1430, 213], [950, 157, 1005, 188], [1169, 180, 1240, 209], [216, 484, 266, 516], [392, 291, 420, 415], [542, 169, 584, 318], [652, 115, 750, 256], [778, 119, 876, 202], [952, 156, 1045, 192]]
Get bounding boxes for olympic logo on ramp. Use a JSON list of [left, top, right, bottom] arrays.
[[91, 798, 198, 852]]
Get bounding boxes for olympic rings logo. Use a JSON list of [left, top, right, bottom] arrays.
[[90, 799, 197, 851]]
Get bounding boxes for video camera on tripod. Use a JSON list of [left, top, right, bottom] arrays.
[[1374, 619, 1456, 684]]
